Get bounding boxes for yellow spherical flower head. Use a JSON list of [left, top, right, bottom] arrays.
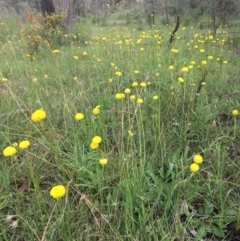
[[115, 93, 123, 100], [190, 163, 200, 172], [153, 95, 158, 100], [92, 106, 100, 115], [137, 98, 143, 104], [99, 158, 108, 166], [134, 70, 139, 74], [193, 154, 203, 164], [132, 82, 138, 87], [2, 77, 8, 82], [3, 146, 17, 157], [124, 88, 131, 94], [31, 109, 46, 122], [130, 95, 136, 100], [19, 140, 31, 150], [168, 65, 174, 70], [140, 82, 147, 88], [12, 142, 18, 148], [178, 77, 184, 83], [92, 136, 102, 144], [75, 113, 84, 121], [50, 185, 66, 199], [90, 142, 99, 150], [115, 71, 122, 77], [232, 110, 239, 116], [181, 67, 189, 73], [208, 56, 213, 60], [52, 49, 60, 54], [201, 60, 207, 65], [128, 130, 134, 137]]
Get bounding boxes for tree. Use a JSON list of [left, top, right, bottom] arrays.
[[35, 0, 74, 34], [37, 0, 55, 16], [61, 0, 74, 33], [143, 0, 161, 27]]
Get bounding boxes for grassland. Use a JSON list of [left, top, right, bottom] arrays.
[[0, 13, 240, 241]]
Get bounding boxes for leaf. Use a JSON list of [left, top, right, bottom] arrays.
[[205, 203, 214, 215], [213, 225, 225, 238]]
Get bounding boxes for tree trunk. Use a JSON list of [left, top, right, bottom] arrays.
[[212, 0, 216, 35], [61, 0, 74, 34], [165, 0, 169, 25], [40, 0, 55, 16]]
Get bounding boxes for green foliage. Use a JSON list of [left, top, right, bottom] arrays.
[[0, 13, 240, 241]]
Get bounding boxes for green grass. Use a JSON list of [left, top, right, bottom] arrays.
[[0, 14, 240, 241]]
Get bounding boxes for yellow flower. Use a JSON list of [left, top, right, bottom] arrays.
[[130, 95, 136, 100], [31, 109, 47, 122], [52, 49, 60, 54], [140, 47, 144, 51], [134, 70, 139, 74], [208, 56, 213, 60], [82, 51, 87, 56], [201, 82, 206, 85], [191, 61, 196, 65], [32, 77, 37, 82], [168, 65, 174, 70], [90, 142, 99, 150], [132, 82, 138, 87], [193, 154, 203, 164], [44, 74, 48, 79], [92, 136, 102, 144], [178, 77, 184, 83], [137, 98, 143, 104], [200, 49, 205, 53], [156, 73, 159, 76], [171, 48, 178, 53], [12, 142, 18, 147], [190, 163, 200, 172], [73, 55, 79, 60], [50, 185, 66, 199], [194, 45, 198, 49], [232, 110, 239, 116], [99, 158, 108, 166], [201, 60, 207, 65], [140, 82, 147, 87], [19, 140, 30, 150], [124, 88, 131, 94], [115, 71, 122, 77], [153, 95, 158, 100], [93, 106, 100, 115], [223, 61, 228, 64], [3, 146, 17, 157], [181, 67, 189, 73], [128, 130, 134, 137], [75, 113, 84, 121], [188, 65, 193, 69], [109, 78, 113, 83], [2, 77, 8, 82], [115, 93, 123, 99]]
